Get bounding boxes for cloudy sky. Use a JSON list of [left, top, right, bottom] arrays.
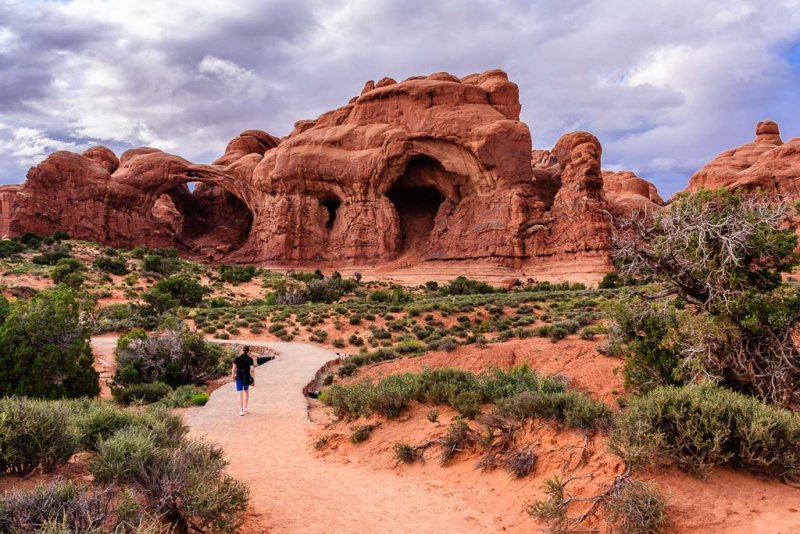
[[1, 0, 799, 196]]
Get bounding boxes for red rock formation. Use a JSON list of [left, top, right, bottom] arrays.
[[0, 185, 21, 238], [687, 120, 800, 198], [4, 69, 668, 276], [603, 170, 664, 217]]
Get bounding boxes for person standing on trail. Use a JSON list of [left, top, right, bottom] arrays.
[[232, 346, 255, 416]]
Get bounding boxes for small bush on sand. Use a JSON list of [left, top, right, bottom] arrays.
[[440, 420, 475, 465], [394, 442, 416, 463], [604, 478, 667, 534], [349, 424, 378, 444]]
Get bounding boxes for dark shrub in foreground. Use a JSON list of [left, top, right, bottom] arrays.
[[610, 384, 800, 477], [0, 288, 99, 399], [0, 397, 78, 476], [0, 480, 112, 533], [0, 398, 246, 533]]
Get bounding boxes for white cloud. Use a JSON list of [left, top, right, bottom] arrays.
[[198, 55, 254, 81], [0, 125, 83, 167], [0, 26, 17, 53], [0, 0, 798, 198]]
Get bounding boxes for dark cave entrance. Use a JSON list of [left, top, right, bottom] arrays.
[[321, 198, 341, 230], [151, 183, 254, 254], [387, 161, 446, 257]]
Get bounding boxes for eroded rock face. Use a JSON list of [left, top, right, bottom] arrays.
[[3, 70, 664, 273], [603, 170, 664, 217], [687, 120, 800, 198]]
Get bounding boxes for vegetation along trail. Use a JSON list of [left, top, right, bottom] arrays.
[[180, 340, 499, 533]]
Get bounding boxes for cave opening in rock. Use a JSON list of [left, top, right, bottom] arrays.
[[150, 183, 253, 255], [321, 198, 341, 229], [388, 159, 447, 257]]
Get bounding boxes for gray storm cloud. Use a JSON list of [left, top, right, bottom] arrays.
[[0, 0, 799, 196]]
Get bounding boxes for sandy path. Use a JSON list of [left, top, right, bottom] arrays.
[[181, 341, 498, 533]]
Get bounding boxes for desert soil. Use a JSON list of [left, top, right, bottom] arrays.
[[90, 337, 800, 533], [181, 341, 502, 533]]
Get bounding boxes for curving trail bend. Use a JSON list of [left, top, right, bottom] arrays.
[[181, 341, 497, 534]]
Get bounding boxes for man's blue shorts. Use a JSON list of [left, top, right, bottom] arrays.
[[235, 379, 250, 391]]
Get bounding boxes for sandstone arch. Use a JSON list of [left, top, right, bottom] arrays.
[[385, 156, 453, 258]]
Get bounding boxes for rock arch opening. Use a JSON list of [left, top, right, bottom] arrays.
[[320, 198, 341, 230], [387, 156, 451, 258], [150, 183, 253, 255]]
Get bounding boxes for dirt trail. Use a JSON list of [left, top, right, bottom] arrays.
[[181, 341, 499, 533]]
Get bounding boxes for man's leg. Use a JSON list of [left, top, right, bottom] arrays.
[[244, 389, 250, 412], [239, 390, 245, 414]]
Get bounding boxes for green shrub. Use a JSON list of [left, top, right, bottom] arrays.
[[0, 288, 99, 399], [0, 239, 24, 258], [495, 390, 611, 430], [441, 276, 495, 296], [598, 272, 625, 289], [51, 257, 86, 287], [349, 424, 377, 443], [136, 439, 249, 532], [579, 325, 601, 340], [368, 289, 391, 303], [394, 442, 415, 463], [0, 398, 79, 476], [31, 245, 72, 265], [367, 374, 419, 417], [451, 390, 482, 419], [93, 256, 129, 275], [141, 252, 182, 276], [112, 381, 173, 405], [217, 264, 257, 285], [90, 426, 163, 484], [88, 426, 247, 532], [191, 392, 210, 406], [153, 275, 210, 307], [610, 384, 800, 476], [611, 300, 682, 394], [72, 400, 142, 450]]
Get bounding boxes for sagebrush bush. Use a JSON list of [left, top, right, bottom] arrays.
[[90, 426, 164, 484], [0, 480, 112, 534], [450, 390, 482, 419], [440, 420, 474, 465], [73, 400, 144, 450], [114, 321, 229, 387], [495, 390, 611, 430], [321, 364, 609, 430], [604, 478, 667, 534], [134, 439, 249, 533], [0, 397, 79, 475], [349, 424, 377, 443], [394, 442, 415, 463], [610, 384, 800, 476]]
